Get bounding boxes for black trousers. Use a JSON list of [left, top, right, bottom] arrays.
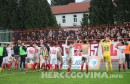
[[125, 54, 130, 69], [0, 56, 3, 67], [20, 55, 26, 69]]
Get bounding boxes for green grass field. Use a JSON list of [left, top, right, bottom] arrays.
[[0, 69, 130, 84]]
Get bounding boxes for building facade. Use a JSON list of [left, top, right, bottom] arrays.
[[51, 2, 90, 27]]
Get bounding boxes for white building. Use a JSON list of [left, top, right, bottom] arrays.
[[51, 2, 90, 27], [83, 0, 90, 2]]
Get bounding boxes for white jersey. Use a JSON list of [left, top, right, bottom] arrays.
[[117, 46, 126, 56], [35, 46, 41, 56], [6, 47, 12, 57], [65, 45, 73, 58], [50, 47, 58, 64], [50, 47, 58, 57], [34, 46, 41, 62], [27, 47, 35, 59], [3, 57, 9, 64]]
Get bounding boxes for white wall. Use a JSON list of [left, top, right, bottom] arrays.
[[55, 13, 88, 27], [48, 0, 86, 4]]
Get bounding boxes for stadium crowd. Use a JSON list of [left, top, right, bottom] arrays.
[[12, 25, 130, 43]]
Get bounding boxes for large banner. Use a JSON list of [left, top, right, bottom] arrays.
[[61, 42, 125, 69]]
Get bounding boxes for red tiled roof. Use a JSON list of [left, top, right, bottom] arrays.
[[51, 2, 90, 15]]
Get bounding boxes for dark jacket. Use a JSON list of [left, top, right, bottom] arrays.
[[13, 45, 19, 55], [45, 44, 50, 52], [4, 47, 8, 57], [22, 46, 27, 52]]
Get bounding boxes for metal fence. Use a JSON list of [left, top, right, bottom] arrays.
[[0, 23, 130, 43], [0, 29, 12, 42]]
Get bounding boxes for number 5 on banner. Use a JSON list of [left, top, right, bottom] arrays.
[[90, 44, 99, 56]]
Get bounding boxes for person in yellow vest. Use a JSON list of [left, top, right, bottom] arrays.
[[0, 43, 7, 72], [19, 42, 27, 70], [100, 36, 113, 73]]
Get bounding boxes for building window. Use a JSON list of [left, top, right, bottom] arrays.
[[73, 15, 77, 22], [62, 16, 66, 23]]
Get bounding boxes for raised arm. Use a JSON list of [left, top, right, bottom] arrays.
[[115, 42, 121, 49], [115, 44, 118, 49], [65, 37, 69, 45], [74, 38, 79, 44], [88, 43, 90, 47], [100, 39, 104, 44], [108, 40, 112, 44]]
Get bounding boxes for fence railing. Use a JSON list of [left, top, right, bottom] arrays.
[[0, 23, 130, 42]]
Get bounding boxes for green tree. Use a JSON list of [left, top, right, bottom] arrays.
[[51, 0, 61, 6], [114, 0, 130, 23], [16, 0, 28, 29], [9, 0, 19, 29], [89, 0, 114, 25], [0, 0, 18, 29], [51, 0, 75, 6], [0, 0, 8, 28], [0, 0, 28, 29], [43, 0, 58, 27], [26, 0, 57, 28], [81, 13, 89, 26], [0, 0, 58, 29]]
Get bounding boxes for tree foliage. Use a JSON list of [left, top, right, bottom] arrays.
[[81, 13, 89, 26], [0, 0, 58, 29], [89, 0, 114, 25], [113, 0, 130, 23]]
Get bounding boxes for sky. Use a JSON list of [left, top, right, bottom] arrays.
[[47, 0, 86, 4]]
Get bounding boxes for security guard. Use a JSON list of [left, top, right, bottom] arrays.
[[19, 42, 27, 70], [0, 43, 7, 72]]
